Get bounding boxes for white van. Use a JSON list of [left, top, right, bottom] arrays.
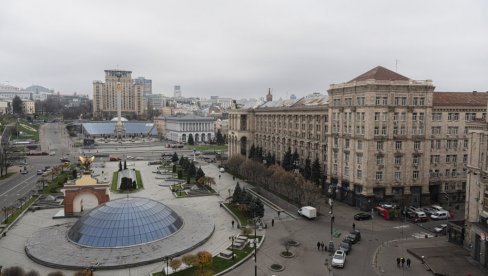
[[431, 210, 450, 220]]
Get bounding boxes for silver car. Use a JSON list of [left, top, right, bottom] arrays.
[[332, 250, 346, 268]]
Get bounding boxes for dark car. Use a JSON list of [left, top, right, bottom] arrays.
[[346, 230, 361, 244], [354, 212, 372, 221], [339, 241, 352, 255]]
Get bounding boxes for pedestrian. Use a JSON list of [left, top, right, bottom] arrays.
[[271, 219, 274, 227], [233, 176, 235, 181], [231, 220, 234, 228], [353, 223, 356, 231], [317, 241, 320, 251], [278, 211, 281, 218], [401, 257, 405, 267], [219, 174, 221, 179], [396, 257, 401, 267], [321, 241, 325, 251], [406, 258, 411, 268]]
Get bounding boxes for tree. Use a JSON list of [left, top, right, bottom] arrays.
[[282, 147, 292, 171], [182, 254, 198, 268], [292, 150, 299, 170], [12, 96, 23, 115], [255, 197, 265, 218], [188, 162, 196, 177], [172, 164, 177, 173], [171, 152, 179, 162], [196, 167, 205, 181], [187, 134, 194, 145], [303, 157, 312, 180], [248, 197, 257, 217], [196, 251, 213, 275], [72, 169, 77, 179], [255, 146, 263, 162], [238, 188, 248, 204], [232, 182, 242, 203], [177, 170, 183, 179], [311, 158, 322, 185], [119, 161, 122, 171], [216, 129, 225, 145], [169, 258, 182, 272], [248, 144, 256, 159]]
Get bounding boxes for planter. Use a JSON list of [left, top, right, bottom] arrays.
[[280, 251, 295, 258], [287, 240, 300, 247], [269, 263, 285, 272]]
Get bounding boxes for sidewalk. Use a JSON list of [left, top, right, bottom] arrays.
[[375, 237, 487, 276]]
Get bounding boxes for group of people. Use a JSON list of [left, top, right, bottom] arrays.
[[396, 257, 411, 268], [316, 241, 326, 251]]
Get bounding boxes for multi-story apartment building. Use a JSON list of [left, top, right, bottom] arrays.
[[463, 116, 488, 268], [229, 93, 328, 173], [92, 70, 144, 118], [229, 66, 487, 211]]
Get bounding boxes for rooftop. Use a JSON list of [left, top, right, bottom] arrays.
[[433, 91, 488, 107], [349, 66, 410, 82]]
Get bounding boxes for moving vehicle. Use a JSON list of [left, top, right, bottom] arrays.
[[431, 210, 450, 220], [37, 170, 43, 175], [298, 206, 317, 219], [354, 212, 372, 221], [60, 158, 70, 163], [49, 151, 56, 156], [21, 170, 28, 174], [331, 250, 346, 268], [339, 241, 352, 255], [109, 155, 121, 161], [434, 224, 448, 234], [219, 167, 225, 173]]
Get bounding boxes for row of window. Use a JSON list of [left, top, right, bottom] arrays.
[[333, 96, 426, 106]]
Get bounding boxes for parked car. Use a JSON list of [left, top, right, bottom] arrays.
[[431, 205, 445, 212], [37, 170, 43, 175], [331, 250, 346, 268], [354, 212, 372, 221], [431, 210, 450, 220], [434, 224, 448, 234], [406, 206, 419, 218], [412, 211, 429, 223], [339, 241, 352, 255], [21, 170, 28, 174], [135, 157, 144, 160], [421, 207, 436, 216], [345, 230, 361, 244], [378, 202, 396, 209]]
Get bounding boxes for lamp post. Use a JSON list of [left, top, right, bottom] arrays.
[[162, 256, 172, 275], [253, 212, 258, 276], [229, 235, 236, 260]]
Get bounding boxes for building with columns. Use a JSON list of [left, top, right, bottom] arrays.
[[162, 115, 215, 143], [93, 70, 144, 119], [228, 66, 487, 210]]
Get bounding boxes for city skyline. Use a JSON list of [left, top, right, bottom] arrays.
[[1, 0, 487, 99]]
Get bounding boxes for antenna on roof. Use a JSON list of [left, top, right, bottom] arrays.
[[395, 59, 398, 72]]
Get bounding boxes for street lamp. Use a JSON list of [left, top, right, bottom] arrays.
[[162, 256, 172, 275], [229, 236, 236, 260]]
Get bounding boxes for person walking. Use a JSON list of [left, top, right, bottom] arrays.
[[353, 223, 356, 231], [406, 258, 411, 268], [317, 241, 321, 251], [396, 257, 401, 267], [231, 220, 235, 228], [401, 257, 405, 268], [271, 219, 274, 227], [321, 241, 325, 251]]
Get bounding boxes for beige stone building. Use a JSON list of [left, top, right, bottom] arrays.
[[22, 100, 35, 114], [463, 115, 488, 268], [229, 66, 487, 210], [93, 70, 144, 118], [228, 94, 328, 176]]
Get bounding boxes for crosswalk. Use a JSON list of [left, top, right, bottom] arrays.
[[411, 232, 435, 239]]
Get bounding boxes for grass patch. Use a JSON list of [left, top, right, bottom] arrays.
[[224, 203, 250, 227], [4, 195, 38, 225], [153, 236, 262, 276], [191, 145, 228, 152], [111, 171, 119, 191], [18, 123, 40, 142], [0, 172, 15, 180], [135, 170, 143, 189]]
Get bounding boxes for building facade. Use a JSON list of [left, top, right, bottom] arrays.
[[163, 115, 215, 143], [22, 100, 35, 114], [93, 70, 144, 118], [134, 77, 152, 96], [228, 66, 487, 210], [464, 116, 488, 268]]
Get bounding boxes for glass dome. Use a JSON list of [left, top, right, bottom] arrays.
[[68, 197, 183, 248]]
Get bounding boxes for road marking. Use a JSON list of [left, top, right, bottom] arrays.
[[393, 225, 410, 229], [0, 174, 37, 197]]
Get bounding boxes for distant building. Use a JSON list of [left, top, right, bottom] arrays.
[[145, 94, 168, 112], [22, 100, 35, 114], [134, 77, 152, 96], [174, 85, 182, 98], [162, 114, 215, 143], [61, 93, 90, 108], [266, 88, 273, 102], [0, 101, 11, 114], [0, 84, 32, 100], [92, 70, 144, 118]]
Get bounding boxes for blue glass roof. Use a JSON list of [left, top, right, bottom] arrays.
[[68, 197, 183, 248], [82, 122, 157, 136]]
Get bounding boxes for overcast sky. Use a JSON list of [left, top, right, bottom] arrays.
[[1, 0, 487, 100]]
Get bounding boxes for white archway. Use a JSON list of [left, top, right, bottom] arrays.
[[73, 192, 99, 213]]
